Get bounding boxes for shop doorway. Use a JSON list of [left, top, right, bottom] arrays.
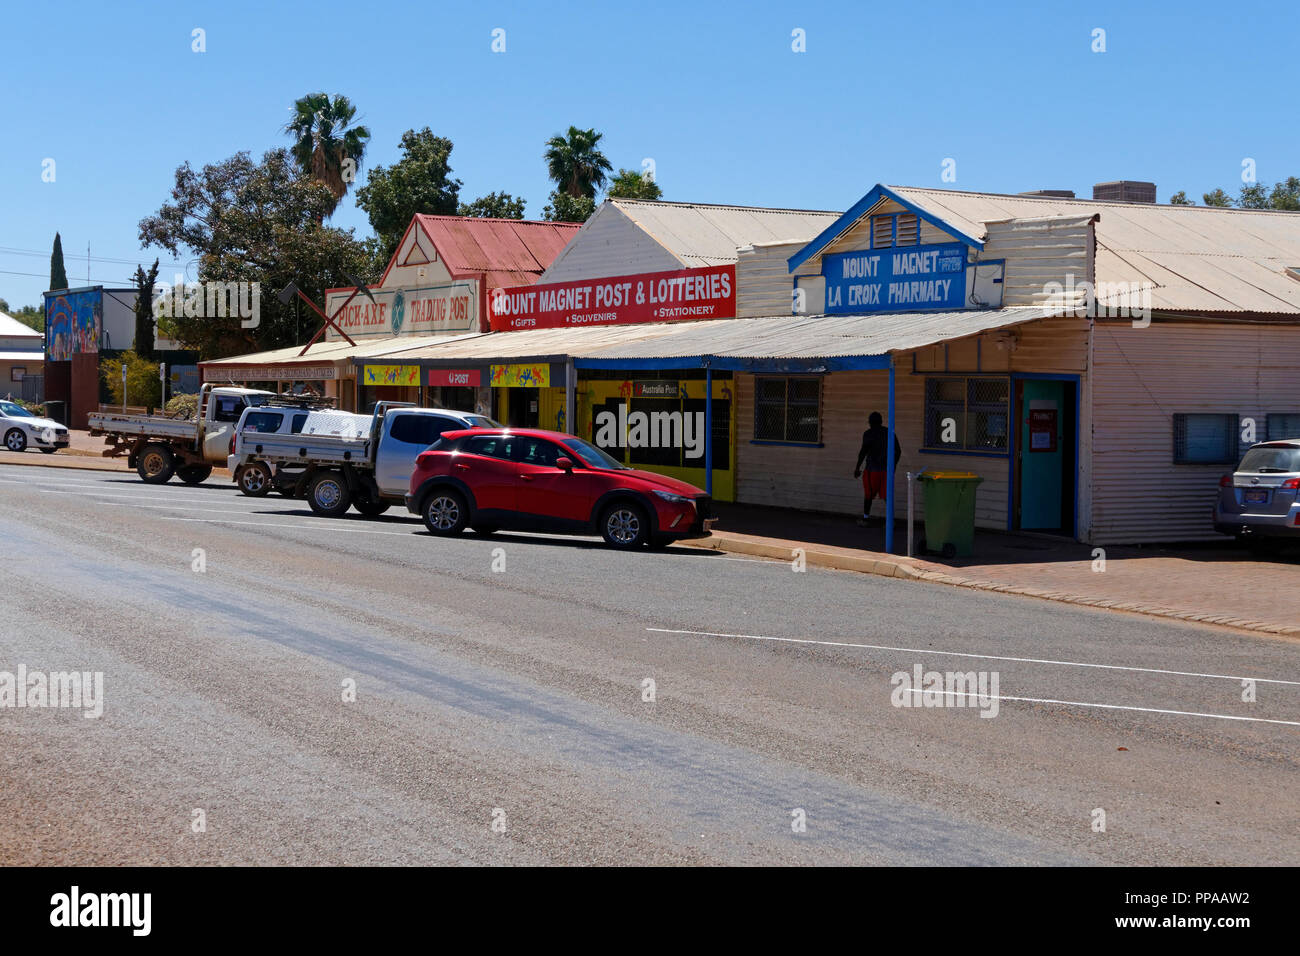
[[503, 387, 540, 428], [1012, 376, 1077, 535]]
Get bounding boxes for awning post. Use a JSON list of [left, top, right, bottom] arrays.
[[886, 360, 896, 554], [704, 365, 713, 497], [565, 358, 575, 434]]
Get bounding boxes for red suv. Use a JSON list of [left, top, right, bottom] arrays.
[[405, 428, 715, 549]]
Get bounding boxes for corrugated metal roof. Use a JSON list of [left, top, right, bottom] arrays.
[[609, 199, 842, 267], [889, 186, 1300, 314], [0, 350, 43, 361], [200, 333, 481, 368], [380, 308, 1055, 363], [0, 312, 42, 339], [413, 216, 579, 280]]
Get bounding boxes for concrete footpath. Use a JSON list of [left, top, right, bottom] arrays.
[[686, 502, 1300, 638], [2, 436, 1296, 637]]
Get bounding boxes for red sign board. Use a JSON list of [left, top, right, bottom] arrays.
[[428, 368, 481, 387], [489, 265, 735, 332]]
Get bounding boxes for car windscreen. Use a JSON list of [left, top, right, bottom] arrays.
[[1239, 446, 1300, 473], [0, 401, 34, 418], [563, 437, 630, 470], [463, 415, 501, 428]]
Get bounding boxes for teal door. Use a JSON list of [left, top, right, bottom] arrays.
[[1018, 380, 1066, 531]]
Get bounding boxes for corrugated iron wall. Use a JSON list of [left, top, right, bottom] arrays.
[[1091, 321, 1300, 544]]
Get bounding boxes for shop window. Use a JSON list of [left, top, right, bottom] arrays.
[[754, 377, 821, 444], [10, 366, 25, 382], [924, 376, 1010, 453], [1173, 413, 1239, 464], [1266, 413, 1300, 441]]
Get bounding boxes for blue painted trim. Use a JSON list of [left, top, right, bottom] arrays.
[[886, 361, 896, 554], [749, 440, 825, 448], [575, 357, 705, 370], [705, 367, 713, 497], [1008, 373, 1082, 540], [787, 184, 985, 273], [920, 447, 1009, 459]]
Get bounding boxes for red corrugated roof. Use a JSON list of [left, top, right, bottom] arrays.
[[414, 215, 579, 283]]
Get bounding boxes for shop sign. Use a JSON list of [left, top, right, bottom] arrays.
[[428, 368, 482, 387], [490, 364, 549, 388], [209, 365, 338, 381], [633, 380, 680, 397], [325, 282, 478, 339], [823, 242, 967, 314], [488, 265, 735, 331], [363, 364, 420, 387]]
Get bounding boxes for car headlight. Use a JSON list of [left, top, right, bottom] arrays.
[[652, 489, 691, 504]]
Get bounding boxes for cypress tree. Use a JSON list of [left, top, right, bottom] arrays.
[[50, 232, 69, 290]]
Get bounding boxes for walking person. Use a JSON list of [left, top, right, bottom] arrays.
[[853, 411, 901, 527]]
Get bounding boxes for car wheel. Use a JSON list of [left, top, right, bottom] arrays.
[[306, 472, 352, 518], [4, 428, 27, 453], [423, 490, 468, 536], [238, 462, 273, 497], [353, 495, 391, 518], [40, 447, 58, 455], [600, 501, 649, 549], [177, 464, 213, 485], [136, 443, 175, 483]]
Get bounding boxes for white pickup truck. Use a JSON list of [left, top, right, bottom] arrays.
[[87, 383, 276, 484], [229, 403, 497, 516]]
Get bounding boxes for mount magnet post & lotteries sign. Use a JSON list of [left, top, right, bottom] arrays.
[[823, 242, 968, 314], [488, 265, 735, 331]]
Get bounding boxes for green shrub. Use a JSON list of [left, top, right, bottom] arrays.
[[165, 393, 199, 420], [100, 350, 162, 410]]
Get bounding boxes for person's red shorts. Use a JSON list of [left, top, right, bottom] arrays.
[[862, 470, 887, 501]]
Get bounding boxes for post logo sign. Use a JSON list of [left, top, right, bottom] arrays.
[[823, 243, 968, 314], [489, 265, 735, 331], [428, 368, 481, 387]]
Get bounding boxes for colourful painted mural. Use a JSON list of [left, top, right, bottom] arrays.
[[45, 291, 101, 361]]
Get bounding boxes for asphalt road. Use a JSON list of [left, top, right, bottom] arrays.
[[1, 463, 1297, 865]]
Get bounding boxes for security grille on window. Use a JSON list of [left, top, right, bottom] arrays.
[[924, 377, 1010, 453], [1173, 413, 1239, 464], [1266, 413, 1300, 441], [754, 377, 821, 444]]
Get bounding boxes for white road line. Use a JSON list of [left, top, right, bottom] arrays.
[[36, 488, 236, 504], [905, 689, 1300, 728], [160, 517, 417, 536], [101, 502, 330, 518], [647, 627, 1300, 687]]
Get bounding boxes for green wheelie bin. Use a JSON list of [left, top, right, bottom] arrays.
[[917, 471, 983, 558]]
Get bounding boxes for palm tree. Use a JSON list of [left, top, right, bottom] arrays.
[[544, 126, 613, 199], [284, 93, 371, 214]]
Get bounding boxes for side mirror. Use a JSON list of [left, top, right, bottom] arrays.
[[556, 457, 574, 472]]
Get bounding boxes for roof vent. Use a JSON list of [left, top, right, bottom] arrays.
[[1018, 189, 1076, 199], [1093, 181, 1157, 204]]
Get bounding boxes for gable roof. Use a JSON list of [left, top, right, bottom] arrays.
[[606, 198, 842, 268], [410, 215, 579, 288], [0, 311, 42, 340], [791, 184, 1300, 315]]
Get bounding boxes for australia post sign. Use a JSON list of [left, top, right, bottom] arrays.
[[489, 265, 735, 332], [823, 243, 968, 314]]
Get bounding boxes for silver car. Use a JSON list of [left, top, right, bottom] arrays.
[[1214, 439, 1300, 552], [0, 399, 70, 454]]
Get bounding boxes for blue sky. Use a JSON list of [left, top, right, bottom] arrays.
[[2, 0, 1295, 307]]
